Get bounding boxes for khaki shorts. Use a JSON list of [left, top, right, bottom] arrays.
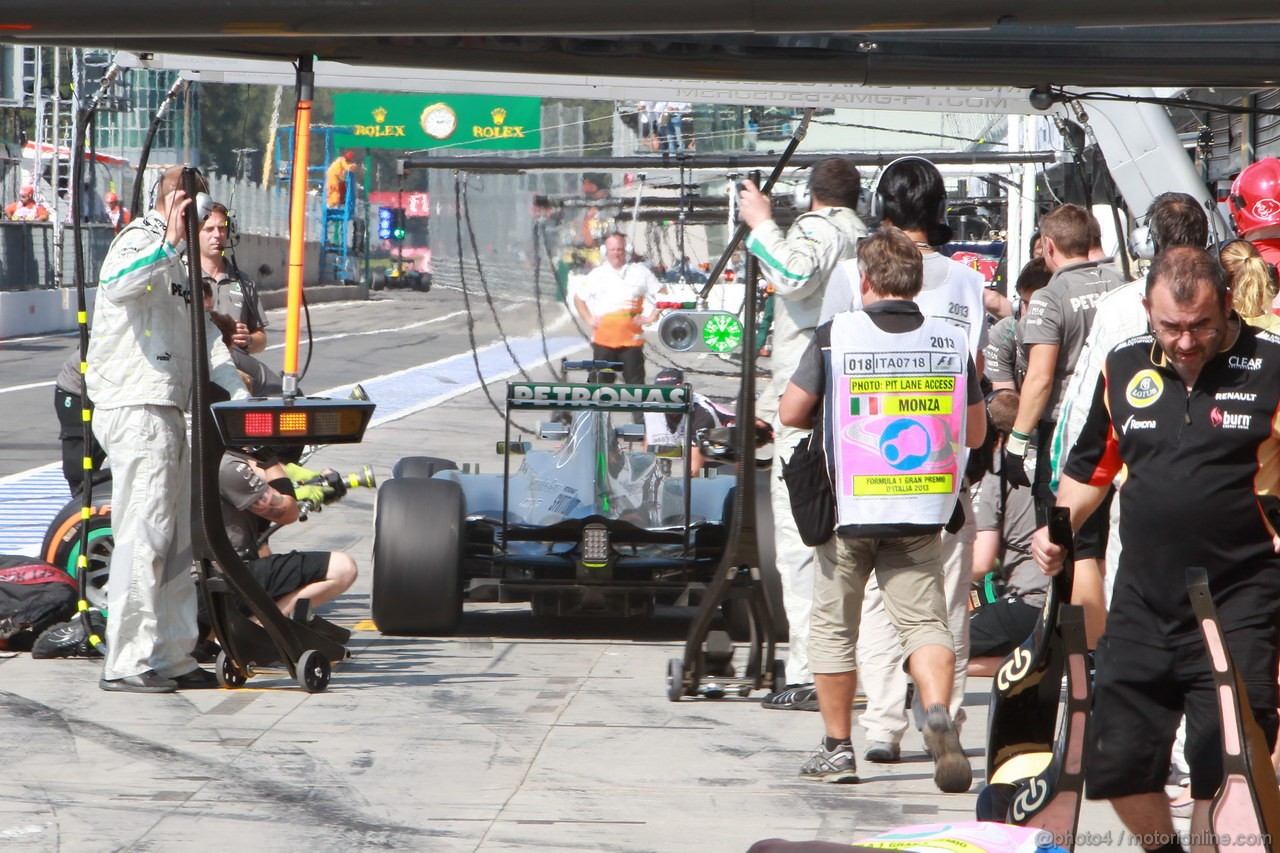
[[808, 533, 952, 674]]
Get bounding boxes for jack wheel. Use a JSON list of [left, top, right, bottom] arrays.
[[216, 650, 247, 689], [666, 657, 686, 702], [771, 658, 787, 694], [298, 649, 331, 693]]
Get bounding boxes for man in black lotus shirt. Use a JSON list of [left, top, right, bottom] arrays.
[[1034, 247, 1280, 853]]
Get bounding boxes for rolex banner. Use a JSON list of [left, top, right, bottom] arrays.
[[333, 93, 542, 151]]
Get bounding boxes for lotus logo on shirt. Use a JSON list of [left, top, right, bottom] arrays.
[[1125, 369, 1163, 408]]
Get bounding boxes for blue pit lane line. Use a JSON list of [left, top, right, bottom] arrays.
[[0, 335, 585, 557]]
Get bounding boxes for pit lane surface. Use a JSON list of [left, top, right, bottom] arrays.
[[0, 283, 1134, 851]]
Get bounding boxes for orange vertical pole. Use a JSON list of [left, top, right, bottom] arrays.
[[282, 55, 315, 398]]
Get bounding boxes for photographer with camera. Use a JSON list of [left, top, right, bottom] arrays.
[[740, 157, 866, 710]]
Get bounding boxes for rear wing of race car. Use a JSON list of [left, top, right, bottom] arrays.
[[503, 380, 699, 545]]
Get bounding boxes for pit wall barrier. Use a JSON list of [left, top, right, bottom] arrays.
[[0, 231, 357, 339]]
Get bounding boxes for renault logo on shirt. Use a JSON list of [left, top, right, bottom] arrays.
[[1125, 369, 1163, 408]]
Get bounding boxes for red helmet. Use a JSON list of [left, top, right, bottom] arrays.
[[1229, 157, 1280, 235], [104, 192, 118, 204]]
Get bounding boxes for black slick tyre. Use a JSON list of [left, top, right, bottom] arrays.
[[372, 477, 465, 635], [390, 456, 458, 479]]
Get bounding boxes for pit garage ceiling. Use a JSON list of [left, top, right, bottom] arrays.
[[6, 1, 1280, 88]]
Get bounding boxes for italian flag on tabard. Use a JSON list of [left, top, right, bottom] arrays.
[[850, 395, 881, 415]]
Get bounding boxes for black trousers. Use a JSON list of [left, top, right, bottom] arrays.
[[589, 343, 645, 385], [54, 386, 106, 494]]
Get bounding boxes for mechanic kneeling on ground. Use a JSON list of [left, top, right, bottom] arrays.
[[197, 451, 357, 655]]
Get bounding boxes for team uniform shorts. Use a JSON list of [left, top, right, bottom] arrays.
[[1072, 486, 1114, 561], [246, 551, 331, 600], [1085, 624, 1280, 801]]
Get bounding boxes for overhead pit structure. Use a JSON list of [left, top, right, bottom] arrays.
[[7, 4, 1243, 292], [7, 2, 1280, 88]]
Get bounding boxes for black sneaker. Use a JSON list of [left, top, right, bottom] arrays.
[[922, 704, 972, 793], [172, 667, 220, 690], [193, 638, 222, 664], [32, 613, 106, 659], [799, 741, 858, 783], [761, 684, 819, 711]]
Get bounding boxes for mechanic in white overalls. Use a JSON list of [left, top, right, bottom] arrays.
[[87, 166, 248, 693], [740, 157, 866, 709]]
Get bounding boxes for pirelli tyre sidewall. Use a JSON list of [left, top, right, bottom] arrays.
[[372, 477, 465, 635], [41, 489, 113, 614]]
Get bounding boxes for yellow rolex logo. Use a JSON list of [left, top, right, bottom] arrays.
[[491, 107, 507, 126], [355, 105, 406, 138]]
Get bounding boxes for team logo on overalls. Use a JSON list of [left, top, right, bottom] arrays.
[[1125, 369, 1163, 409]]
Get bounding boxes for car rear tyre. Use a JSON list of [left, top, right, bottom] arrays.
[[41, 489, 113, 614], [391, 456, 458, 479], [372, 478, 465, 635]]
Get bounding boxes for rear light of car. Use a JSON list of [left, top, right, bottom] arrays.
[[212, 398, 375, 447], [581, 523, 610, 569]]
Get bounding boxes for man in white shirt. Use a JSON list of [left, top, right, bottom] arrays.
[[741, 157, 866, 709], [573, 232, 665, 384]]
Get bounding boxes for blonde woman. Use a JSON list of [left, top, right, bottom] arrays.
[[1220, 238, 1280, 330]]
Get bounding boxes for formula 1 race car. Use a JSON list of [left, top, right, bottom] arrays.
[[371, 373, 779, 635]]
